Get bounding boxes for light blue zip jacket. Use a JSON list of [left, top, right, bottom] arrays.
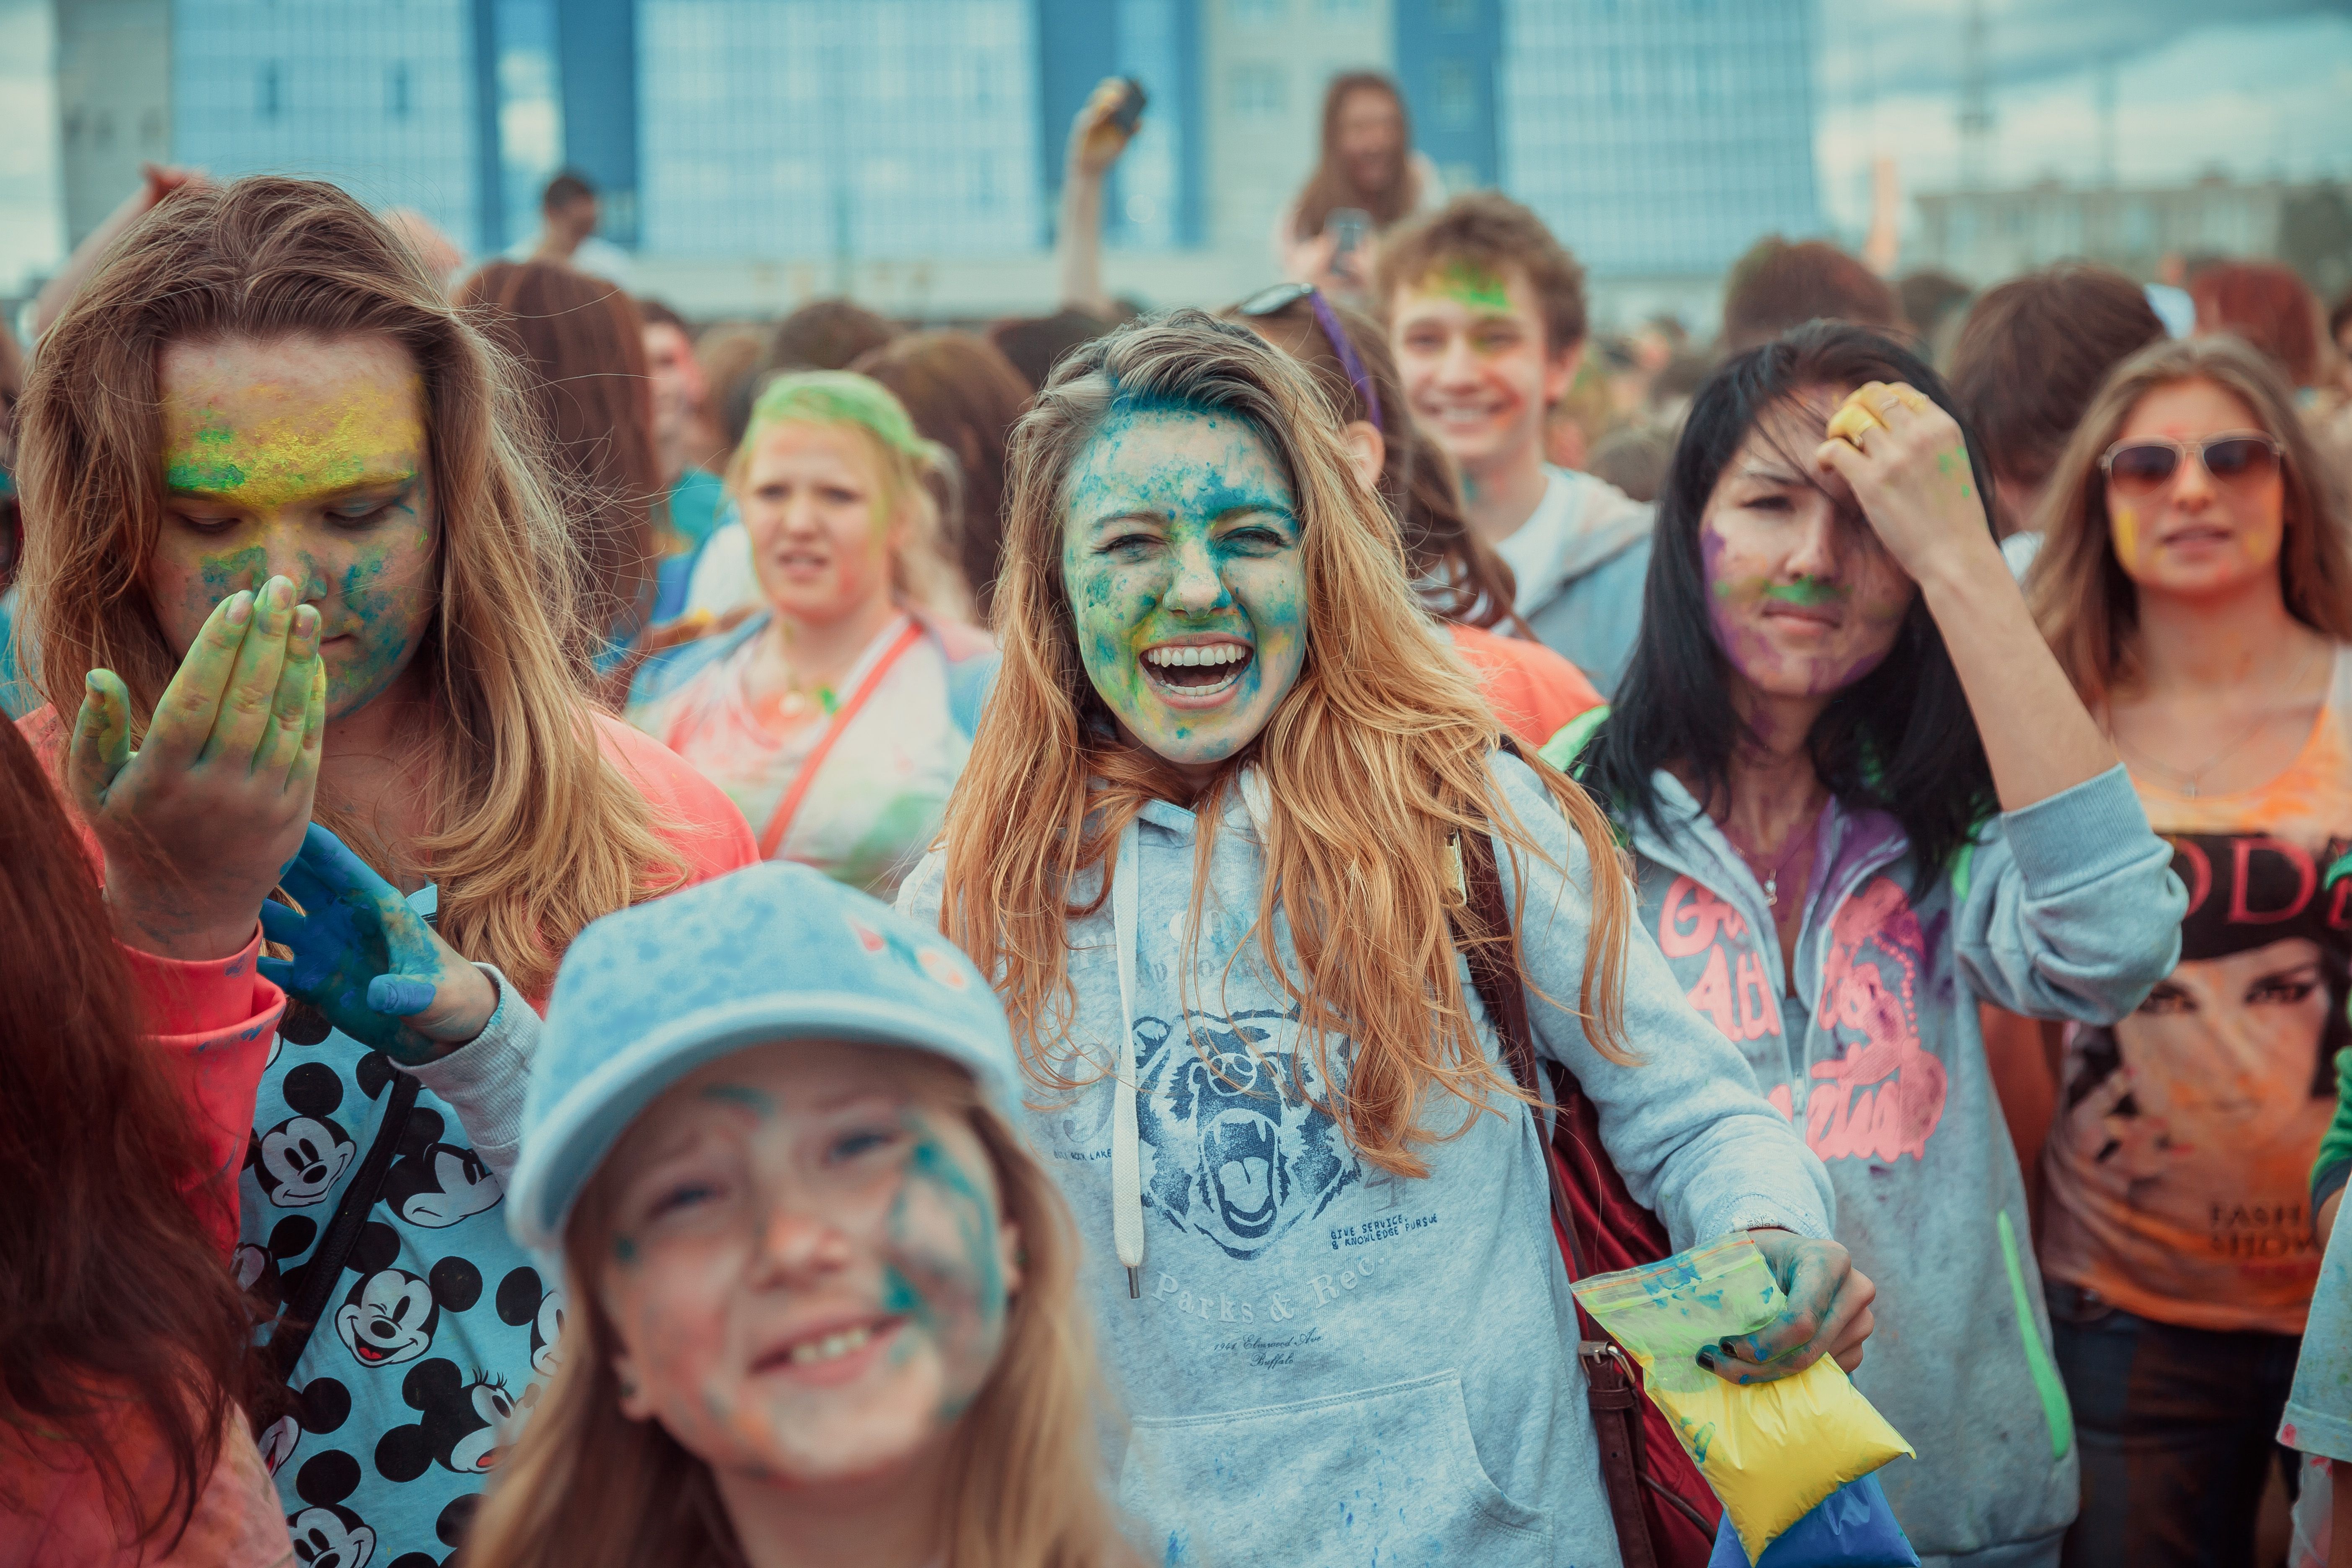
[[902, 753, 1832, 1568], [1568, 754, 2184, 1559]]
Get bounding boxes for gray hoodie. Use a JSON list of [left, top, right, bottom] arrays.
[[1498, 467, 1656, 698], [1608, 764, 2183, 1558], [902, 754, 1833, 1568]]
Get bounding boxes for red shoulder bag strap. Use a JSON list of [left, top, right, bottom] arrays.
[[1448, 750, 1724, 1568]]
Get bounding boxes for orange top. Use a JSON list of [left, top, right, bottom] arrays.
[[1447, 622, 1604, 748], [2040, 647, 2352, 1334]]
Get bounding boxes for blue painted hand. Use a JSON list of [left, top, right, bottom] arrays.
[[1697, 1228, 1877, 1385], [257, 823, 498, 1065]]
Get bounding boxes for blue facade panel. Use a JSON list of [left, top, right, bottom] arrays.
[[1500, 0, 1821, 277], [559, 0, 642, 243], [1395, 0, 1499, 193], [173, 0, 484, 253], [635, 0, 1045, 261]]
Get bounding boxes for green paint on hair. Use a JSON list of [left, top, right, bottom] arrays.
[[740, 371, 934, 467]]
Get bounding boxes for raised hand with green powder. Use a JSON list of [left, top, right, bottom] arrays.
[[68, 573, 326, 959], [257, 822, 498, 1065]]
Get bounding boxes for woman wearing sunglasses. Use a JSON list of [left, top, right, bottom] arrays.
[[1225, 282, 1601, 745], [2027, 335, 2352, 1567]]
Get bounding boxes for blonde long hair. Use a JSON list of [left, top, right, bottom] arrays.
[[463, 1096, 1136, 1568], [2026, 333, 2352, 700], [16, 176, 686, 995], [937, 311, 1632, 1181]]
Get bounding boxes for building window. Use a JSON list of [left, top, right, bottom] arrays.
[[388, 62, 411, 118], [1230, 0, 1285, 22], [1435, 60, 1477, 129], [1231, 64, 1286, 116], [1434, 0, 1475, 25], [258, 62, 281, 119]]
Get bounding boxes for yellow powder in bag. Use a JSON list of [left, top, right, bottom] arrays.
[[1572, 1235, 1912, 1561]]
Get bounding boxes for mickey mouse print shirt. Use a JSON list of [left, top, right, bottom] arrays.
[[2042, 645, 2352, 1336], [230, 716, 753, 1567]]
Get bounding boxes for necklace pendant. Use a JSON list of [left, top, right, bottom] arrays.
[[1763, 873, 1779, 907]]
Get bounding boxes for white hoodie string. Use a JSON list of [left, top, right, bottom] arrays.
[[1108, 774, 1269, 1300], [1111, 816, 1145, 1298]]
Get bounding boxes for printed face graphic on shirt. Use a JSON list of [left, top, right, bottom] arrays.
[[1132, 1006, 1362, 1259], [1806, 876, 1948, 1163], [1060, 403, 1308, 777], [595, 1041, 1022, 1490], [2059, 832, 2347, 1243]]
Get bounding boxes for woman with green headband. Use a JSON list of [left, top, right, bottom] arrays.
[[626, 372, 991, 897]]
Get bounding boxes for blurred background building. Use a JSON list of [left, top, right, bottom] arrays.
[[10, 0, 2351, 326]]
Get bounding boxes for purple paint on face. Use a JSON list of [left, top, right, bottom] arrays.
[[1699, 396, 1916, 705]]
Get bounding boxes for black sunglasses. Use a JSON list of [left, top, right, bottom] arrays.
[[1237, 283, 1383, 431], [2099, 432, 2283, 498]]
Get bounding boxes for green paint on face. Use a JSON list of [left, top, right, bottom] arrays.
[[1059, 403, 1308, 774], [1428, 260, 1511, 313], [166, 426, 248, 492], [1760, 576, 1845, 607]]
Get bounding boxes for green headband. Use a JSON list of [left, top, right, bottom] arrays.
[[740, 371, 931, 464]]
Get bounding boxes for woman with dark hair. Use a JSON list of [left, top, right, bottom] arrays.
[[0, 652, 294, 1562], [1557, 322, 2185, 1567], [1226, 282, 1600, 744], [2022, 335, 2352, 1568], [458, 259, 664, 669], [850, 328, 1034, 621], [1276, 72, 1442, 297]]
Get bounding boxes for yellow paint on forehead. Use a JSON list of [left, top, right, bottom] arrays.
[[162, 373, 427, 511]]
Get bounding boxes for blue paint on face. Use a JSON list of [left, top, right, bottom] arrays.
[[1058, 403, 1308, 779]]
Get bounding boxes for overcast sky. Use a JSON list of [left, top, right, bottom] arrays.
[[1, 0, 2343, 297], [1815, 0, 2352, 240]]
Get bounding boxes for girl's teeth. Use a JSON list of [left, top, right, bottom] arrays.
[[1147, 645, 1245, 667], [788, 1324, 873, 1366]]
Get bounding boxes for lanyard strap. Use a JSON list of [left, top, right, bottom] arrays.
[[756, 618, 926, 861]]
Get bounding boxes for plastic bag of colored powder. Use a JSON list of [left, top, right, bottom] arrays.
[[1705, 1474, 1919, 1567], [1572, 1234, 1913, 1562]]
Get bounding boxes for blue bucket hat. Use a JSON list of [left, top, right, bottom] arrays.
[[507, 862, 1019, 1251]]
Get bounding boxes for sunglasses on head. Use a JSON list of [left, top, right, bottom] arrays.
[[1237, 283, 1383, 431], [2098, 431, 2283, 499]]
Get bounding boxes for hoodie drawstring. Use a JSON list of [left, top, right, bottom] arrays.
[[1108, 774, 1269, 1300], [1111, 817, 1145, 1298]]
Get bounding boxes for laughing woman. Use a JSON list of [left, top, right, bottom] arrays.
[[15, 177, 755, 1563], [900, 310, 1869, 1568], [1558, 323, 2187, 1568]]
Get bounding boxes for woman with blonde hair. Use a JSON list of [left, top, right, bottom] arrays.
[[630, 372, 991, 899], [2025, 334, 2352, 1568], [13, 174, 756, 1563], [899, 310, 1867, 1565], [467, 864, 1138, 1568]]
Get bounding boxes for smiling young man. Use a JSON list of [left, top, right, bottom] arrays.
[[1375, 193, 1654, 694]]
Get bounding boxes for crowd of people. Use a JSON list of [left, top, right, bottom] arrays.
[[2, 63, 2350, 1568]]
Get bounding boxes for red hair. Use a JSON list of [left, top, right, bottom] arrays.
[[0, 719, 260, 1550], [2192, 260, 2323, 387]]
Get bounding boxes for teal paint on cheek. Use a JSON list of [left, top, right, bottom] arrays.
[[323, 529, 435, 717], [612, 1234, 639, 1266]]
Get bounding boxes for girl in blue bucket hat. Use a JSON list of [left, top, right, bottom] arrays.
[[465, 862, 1140, 1568]]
